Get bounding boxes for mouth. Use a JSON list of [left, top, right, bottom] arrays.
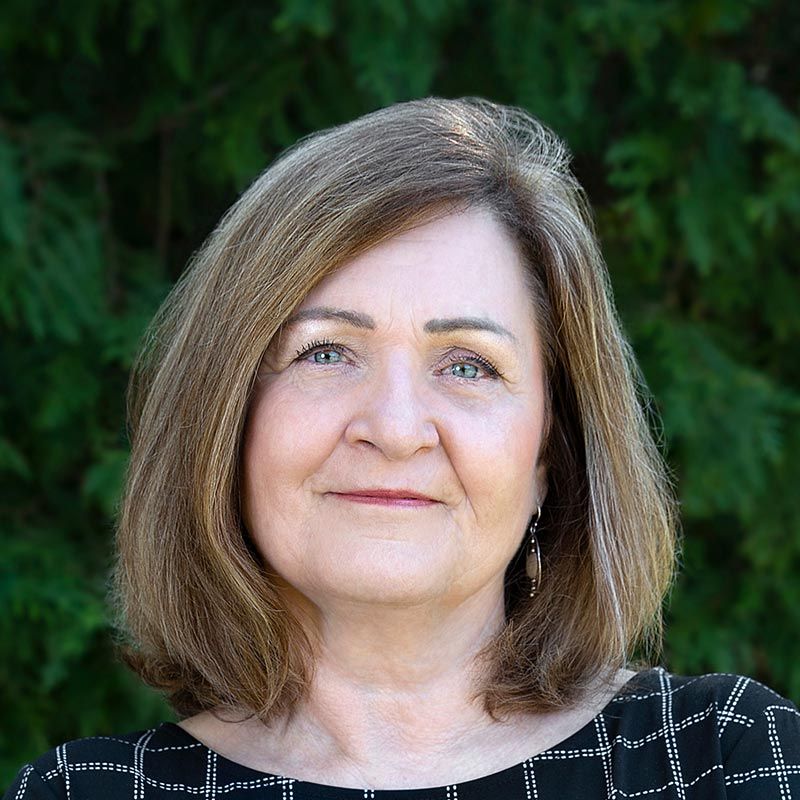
[[328, 489, 439, 507]]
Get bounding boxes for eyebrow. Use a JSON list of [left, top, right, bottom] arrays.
[[285, 307, 374, 330], [425, 316, 518, 343], [283, 306, 518, 343]]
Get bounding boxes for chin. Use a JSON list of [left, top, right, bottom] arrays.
[[305, 554, 457, 607]]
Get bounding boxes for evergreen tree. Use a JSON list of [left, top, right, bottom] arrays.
[[2, 0, 798, 784]]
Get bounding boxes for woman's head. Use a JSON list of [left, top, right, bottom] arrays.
[[114, 97, 676, 719], [242, 207, 547, 614]]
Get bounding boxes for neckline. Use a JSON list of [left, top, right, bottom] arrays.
[[158, 667, 661, 796]]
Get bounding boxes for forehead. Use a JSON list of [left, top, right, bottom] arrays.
[[297, 209, 536, 328]]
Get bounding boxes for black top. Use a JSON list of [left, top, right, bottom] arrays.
[[5, 668, 800, 799]]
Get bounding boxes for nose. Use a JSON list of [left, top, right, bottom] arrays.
[[343, 351, 440, 460]]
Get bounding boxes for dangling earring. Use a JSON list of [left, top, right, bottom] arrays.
[[526, 505, 542, 598]]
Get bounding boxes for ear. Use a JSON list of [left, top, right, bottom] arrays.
[[535, 461, 548, 508]]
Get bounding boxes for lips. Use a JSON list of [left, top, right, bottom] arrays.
[[334, 488, 436, 501], [329, 488, 439, 504]]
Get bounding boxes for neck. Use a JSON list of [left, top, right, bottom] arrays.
[[180, 585, 629, 789], [307, 580, 505, 687], [265, 581, 514, 780]]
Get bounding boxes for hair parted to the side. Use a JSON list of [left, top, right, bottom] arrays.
[[113, 97, 678, 721]]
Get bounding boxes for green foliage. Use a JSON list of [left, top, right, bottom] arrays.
[[1, 0, 798, 785]]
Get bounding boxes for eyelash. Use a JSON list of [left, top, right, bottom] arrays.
[[294, 338, 503, 379], [294, 338, 340, 362]]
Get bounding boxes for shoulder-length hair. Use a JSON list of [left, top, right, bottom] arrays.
[[114, 97, 677, 719]]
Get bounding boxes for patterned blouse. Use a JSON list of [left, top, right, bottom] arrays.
[[5, 668, 800, 799]]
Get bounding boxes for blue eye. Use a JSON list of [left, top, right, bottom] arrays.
[[311, 349, 342, 364], [448, 363, 480, 379], [442, 354, 501, 380], [294, 339, 502, 381], [295, 339, 345, 363]]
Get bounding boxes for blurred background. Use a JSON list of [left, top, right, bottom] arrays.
[[1, 0, 799, 786]]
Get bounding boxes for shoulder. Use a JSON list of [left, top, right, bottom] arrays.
[[613, 667, 799, 725], [602, 667, 800, 795], [3, 723, 206, 800], [615, 666, 796, 707]]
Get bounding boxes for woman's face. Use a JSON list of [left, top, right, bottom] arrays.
[[243, 208, 547, 609]]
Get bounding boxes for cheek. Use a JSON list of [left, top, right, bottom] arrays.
[[453, 399, 543, 522], [242, 383, 342, 505]]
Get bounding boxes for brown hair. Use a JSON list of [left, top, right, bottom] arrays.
[[113, 97, 677, 720]]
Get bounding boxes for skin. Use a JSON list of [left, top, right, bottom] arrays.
[[179, 208, 632, 789]]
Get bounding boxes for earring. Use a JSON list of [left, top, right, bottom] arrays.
[[526, 505, 542, 598]]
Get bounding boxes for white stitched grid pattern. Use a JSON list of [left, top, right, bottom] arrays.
[[12, 766, 32, 800], [593, 712, 614, 798], [718, 676, 750, 736], [5, 669, 799, 800], [521, 756, 538, 800]]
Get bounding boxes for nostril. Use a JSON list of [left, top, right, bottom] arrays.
[[343, 409, 439, 458]]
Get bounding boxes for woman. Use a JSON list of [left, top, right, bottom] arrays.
[[6, 98, 799, 799]]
